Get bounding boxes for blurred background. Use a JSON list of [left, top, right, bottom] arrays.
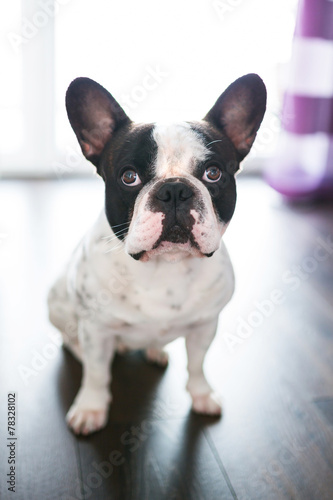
[[1, 2, 333, 499], [0, 0, 298, 178]]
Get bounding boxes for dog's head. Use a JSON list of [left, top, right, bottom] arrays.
[[66, 74, 266, 262]]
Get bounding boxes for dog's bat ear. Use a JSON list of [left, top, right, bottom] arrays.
[[204, 74, 266, 161], [66, 77, 130, 168]]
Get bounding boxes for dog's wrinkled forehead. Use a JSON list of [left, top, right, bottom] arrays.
[[152, 122, 210, 178]]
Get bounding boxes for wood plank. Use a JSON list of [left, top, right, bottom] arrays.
[[204, 180, 333, 500], [315, 399, 333, 427], [0, 349, 82, 500], [77, 414, 235, 500], [1, 177, 333, 499], [0, 179, 102, 500]]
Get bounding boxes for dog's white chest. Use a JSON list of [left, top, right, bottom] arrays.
[[70, 210, 235, 335], [113, 256, 229, 323]]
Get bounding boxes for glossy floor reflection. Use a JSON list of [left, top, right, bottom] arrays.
[[0, 176, 332, 500]]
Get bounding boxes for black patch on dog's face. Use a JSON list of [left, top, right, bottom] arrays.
[[99, 120, 240, 241], [100, 123, 157, 237], [99, 120, 239, 242], [189, 121, 239, 223]]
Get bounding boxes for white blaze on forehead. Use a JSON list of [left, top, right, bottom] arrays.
[[152, 122, 210, 178]]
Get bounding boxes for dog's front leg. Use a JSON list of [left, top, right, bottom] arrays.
[[186, 318, 222, 416], [66, 319, 115, 435]]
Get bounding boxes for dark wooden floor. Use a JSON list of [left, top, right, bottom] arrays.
[[0, 176, 333, 500]]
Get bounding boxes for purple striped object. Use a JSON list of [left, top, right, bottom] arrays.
[[265, 0, 333, 199]]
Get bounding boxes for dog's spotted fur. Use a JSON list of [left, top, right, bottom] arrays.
[[48, 74, 266, 434]]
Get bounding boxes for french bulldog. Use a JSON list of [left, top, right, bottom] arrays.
[[48, 74, 266, 435]]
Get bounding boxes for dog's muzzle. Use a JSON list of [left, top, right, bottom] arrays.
[[126, 177, 221, 262], [154, 180, 195, 244]]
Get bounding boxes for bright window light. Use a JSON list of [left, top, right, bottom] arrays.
[[0, 0, 298, 176]]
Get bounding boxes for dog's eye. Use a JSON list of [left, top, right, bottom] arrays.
[[121, 169, 142, 186], [202, 166, 222, 183]]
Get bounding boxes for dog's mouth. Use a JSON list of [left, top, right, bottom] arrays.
[[160, 224, 190, 244], [130, 224, 214, 262]]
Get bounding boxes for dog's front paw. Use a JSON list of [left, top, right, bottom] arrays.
[[66, 387, 111, 435], [191, 392, 222, 416], [66, 407, 109, 435], [145, 347, 169, 367]]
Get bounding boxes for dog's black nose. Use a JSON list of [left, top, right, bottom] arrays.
[[155, 182, 193, 204]]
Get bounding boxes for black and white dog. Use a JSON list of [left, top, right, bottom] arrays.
[[48, 74, 266, 434]]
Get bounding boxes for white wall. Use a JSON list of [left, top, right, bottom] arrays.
[[0, 0, 298, 178]]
